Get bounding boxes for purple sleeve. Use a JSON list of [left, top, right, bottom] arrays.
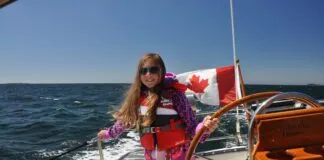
[[171, 90, 210, 142], [104, 120, 128, 140]]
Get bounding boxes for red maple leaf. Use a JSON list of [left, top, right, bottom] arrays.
[[186, 74, 209, 93]]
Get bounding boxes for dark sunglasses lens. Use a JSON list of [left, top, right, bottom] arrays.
[[140, 68, 148, 74], [149, 67, 160, 73], [140, 67, 160, 75]]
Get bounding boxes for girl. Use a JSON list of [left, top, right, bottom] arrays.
[[98, 53, 219, 160]]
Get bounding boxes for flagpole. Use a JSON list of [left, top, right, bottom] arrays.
[[230, 0, 237, 65], [229, 0, 242, 99], [229, 0, 248, 120], [229, 0, 244, 146]]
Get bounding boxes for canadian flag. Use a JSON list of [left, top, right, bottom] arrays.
[[174, 65, 236, 106]]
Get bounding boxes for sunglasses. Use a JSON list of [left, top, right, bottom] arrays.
[[140, 66, 160, 75]]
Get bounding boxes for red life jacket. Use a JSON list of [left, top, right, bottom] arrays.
[[139, 94, 188, 150]]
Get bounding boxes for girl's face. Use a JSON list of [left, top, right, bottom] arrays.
[[140, 59, 161, 89]]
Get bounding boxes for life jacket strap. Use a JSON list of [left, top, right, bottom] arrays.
[[140, 123, 185, 135]]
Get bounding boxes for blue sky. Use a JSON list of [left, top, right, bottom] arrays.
[[1, 0, 324, 85]]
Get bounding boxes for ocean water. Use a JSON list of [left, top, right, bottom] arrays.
[[0, 84, 323, 160]]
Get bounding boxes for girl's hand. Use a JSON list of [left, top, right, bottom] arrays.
[[97, 130, 107, 141], [203, 116, 219, 133]]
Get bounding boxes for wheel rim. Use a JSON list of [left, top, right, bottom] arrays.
[[185, 91, 280, 160]]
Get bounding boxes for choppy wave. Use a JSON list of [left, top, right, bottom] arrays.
[[72, 131, 142, 160]]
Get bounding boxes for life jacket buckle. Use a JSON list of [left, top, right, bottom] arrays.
[[150, 127, 160, 133]]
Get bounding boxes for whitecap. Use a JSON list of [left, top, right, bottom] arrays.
[[72, 131, 142, 160]]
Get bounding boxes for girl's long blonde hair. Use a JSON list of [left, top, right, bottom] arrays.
[[114, 53, 166, 128]]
